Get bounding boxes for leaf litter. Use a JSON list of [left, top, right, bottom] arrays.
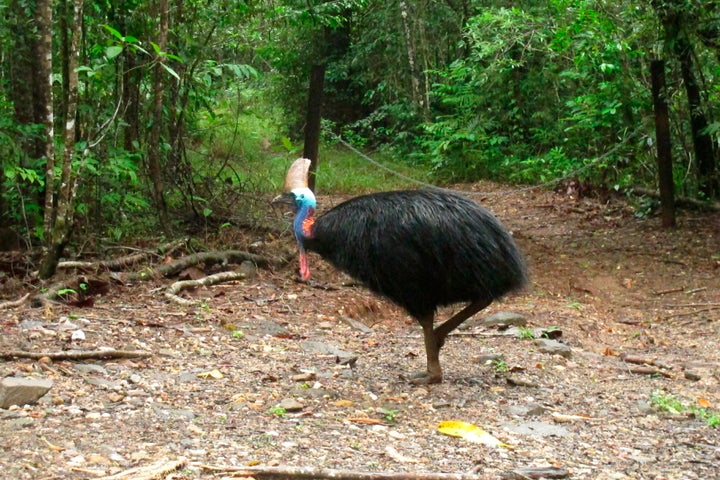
[[0, 183, 719, 479]]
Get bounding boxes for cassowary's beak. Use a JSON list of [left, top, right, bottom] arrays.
[[271, 192, 295, 206]]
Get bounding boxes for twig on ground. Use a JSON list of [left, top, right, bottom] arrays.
[[94, 457, 187, 480], [165, 269, 253, 305], [193, 464, 492, 480], [0, 293, 30, 309], [0, 348, 152, 361]]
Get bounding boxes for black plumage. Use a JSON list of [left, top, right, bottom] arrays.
[[305, 190, 527, 320], [276, 158, 528, 383]]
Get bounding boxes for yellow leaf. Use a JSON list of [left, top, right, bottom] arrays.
[[197, 369, 224, 379], [330, 399, 354, 407], [437, 420, 511, 448], [698, 398, 712, 409]]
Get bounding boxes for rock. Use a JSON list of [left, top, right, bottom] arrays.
[[502, 420, 570, 438], [534, 338, 572, 358], [684, 370, 701, 381], [300, 340, 358, 365], [0, 377, 53, 408], [512, 466, 570, 479], [508, 403, 547, 417], [73, 363, 107, 375], [276, 398, 304, 412], [481, 311, 528, 327], [255, 320, 289, 336], [473, 353, 505, 364]]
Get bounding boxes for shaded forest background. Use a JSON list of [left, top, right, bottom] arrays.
[[1, 0, 720, 278]]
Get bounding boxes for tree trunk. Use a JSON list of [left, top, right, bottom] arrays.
[[38, 0, 84, 279], [147, 0, 172, 235], [35, 0, 55, 244], [304, 64, 325, 192], [399, 0, 422, 110], [675, 39, 717, 198], [657, 4, 718, 198], [650, 60, 676, 228]]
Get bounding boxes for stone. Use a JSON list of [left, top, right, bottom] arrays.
[[481, 311, 528, 327], [300, 340, 357, 365], [276, 398, 304, 412], [508, 403, 547, 417], [534, 338, 572, 358], [502, 420, 570, 438], [0, 377, 53, 409]]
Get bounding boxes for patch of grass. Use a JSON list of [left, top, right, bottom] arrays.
[[651, 391, 720, 428], [517, 326, 536, 340], [491, 359, 510, 373], [267, 406, 287, 418], [380, 408, 400, 423]]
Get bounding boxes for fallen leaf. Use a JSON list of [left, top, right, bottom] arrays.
[[346, 417, 383, 425], [384, 445, 419, 463], [698, 398, 712, 409], [437, 420, 511, 448], [330, 399, 354, 407], [41, 436, 65, 452], [196, 369, 224, 379], [603, 347, 616, 356], [551, 412, 601, 422]]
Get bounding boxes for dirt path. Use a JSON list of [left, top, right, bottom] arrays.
[[1, 184, 719, 479]]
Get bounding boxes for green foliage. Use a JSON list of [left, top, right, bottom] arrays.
[[651, 391, 720, 428], [517, 326, 536, 340]]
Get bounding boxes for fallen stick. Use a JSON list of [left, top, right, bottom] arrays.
[[0, 292, 30, 309], [94, 457, 187, 480], [165, 269, 253, 305], [193, 464, 492, 480], [0, 348, 152, 361]]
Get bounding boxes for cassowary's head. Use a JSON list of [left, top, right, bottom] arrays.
[[272, 158, 316, 281]]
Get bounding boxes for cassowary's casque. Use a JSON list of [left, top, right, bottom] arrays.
[[274, 158, 528, 383]]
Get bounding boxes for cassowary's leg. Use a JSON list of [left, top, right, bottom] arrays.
[[434, 298, 492, 348], [413, 315, 443, 385], [411, 299, 492, 385]]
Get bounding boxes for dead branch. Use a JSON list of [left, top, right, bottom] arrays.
[[165, 270, 253, 305], [0, 348, 152, 361], [193, 464, 492, 480], [94, 457, 187, 480], [126, 250, 270, 282], [0, 293, 30, 309], [32, 275, 110, 307], [628, 187, 720, 212], [58, 238, 188, 272]]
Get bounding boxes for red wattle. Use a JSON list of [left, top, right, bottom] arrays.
[[299, 252, 310, 280]]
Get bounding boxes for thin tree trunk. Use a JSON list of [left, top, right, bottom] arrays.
[[35, 0, 55, 244], [656, 3, 718, 198], [39, 0, 84, 279], [399, 0, 421, 109], [147, 0, 171, 235], [304, 64, 325, 192], [650, 60, 676, 228]]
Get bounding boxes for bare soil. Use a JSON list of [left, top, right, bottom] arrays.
[[1, 183, 719, 480]]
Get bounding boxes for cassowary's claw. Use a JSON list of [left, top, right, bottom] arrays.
[[406, 371, 443, 385]]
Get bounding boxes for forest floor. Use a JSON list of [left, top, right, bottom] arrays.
[[1, 182, 719, 480]]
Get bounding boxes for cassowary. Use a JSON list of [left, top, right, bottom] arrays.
[[273, 158, 528, 384]]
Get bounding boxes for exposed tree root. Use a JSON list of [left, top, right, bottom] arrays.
[[30, 248, 271, 307], [57, 238, 188, 272], [165, 266, 256, 305], [629, 187, 720, 212], [193, 464, 493, 480], [93, 456, 187, 480], [0, 293, 30, 309], [0, 348, 152, 361]]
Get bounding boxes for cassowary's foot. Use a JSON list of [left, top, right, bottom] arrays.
[[407, 370, 443, 385]]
